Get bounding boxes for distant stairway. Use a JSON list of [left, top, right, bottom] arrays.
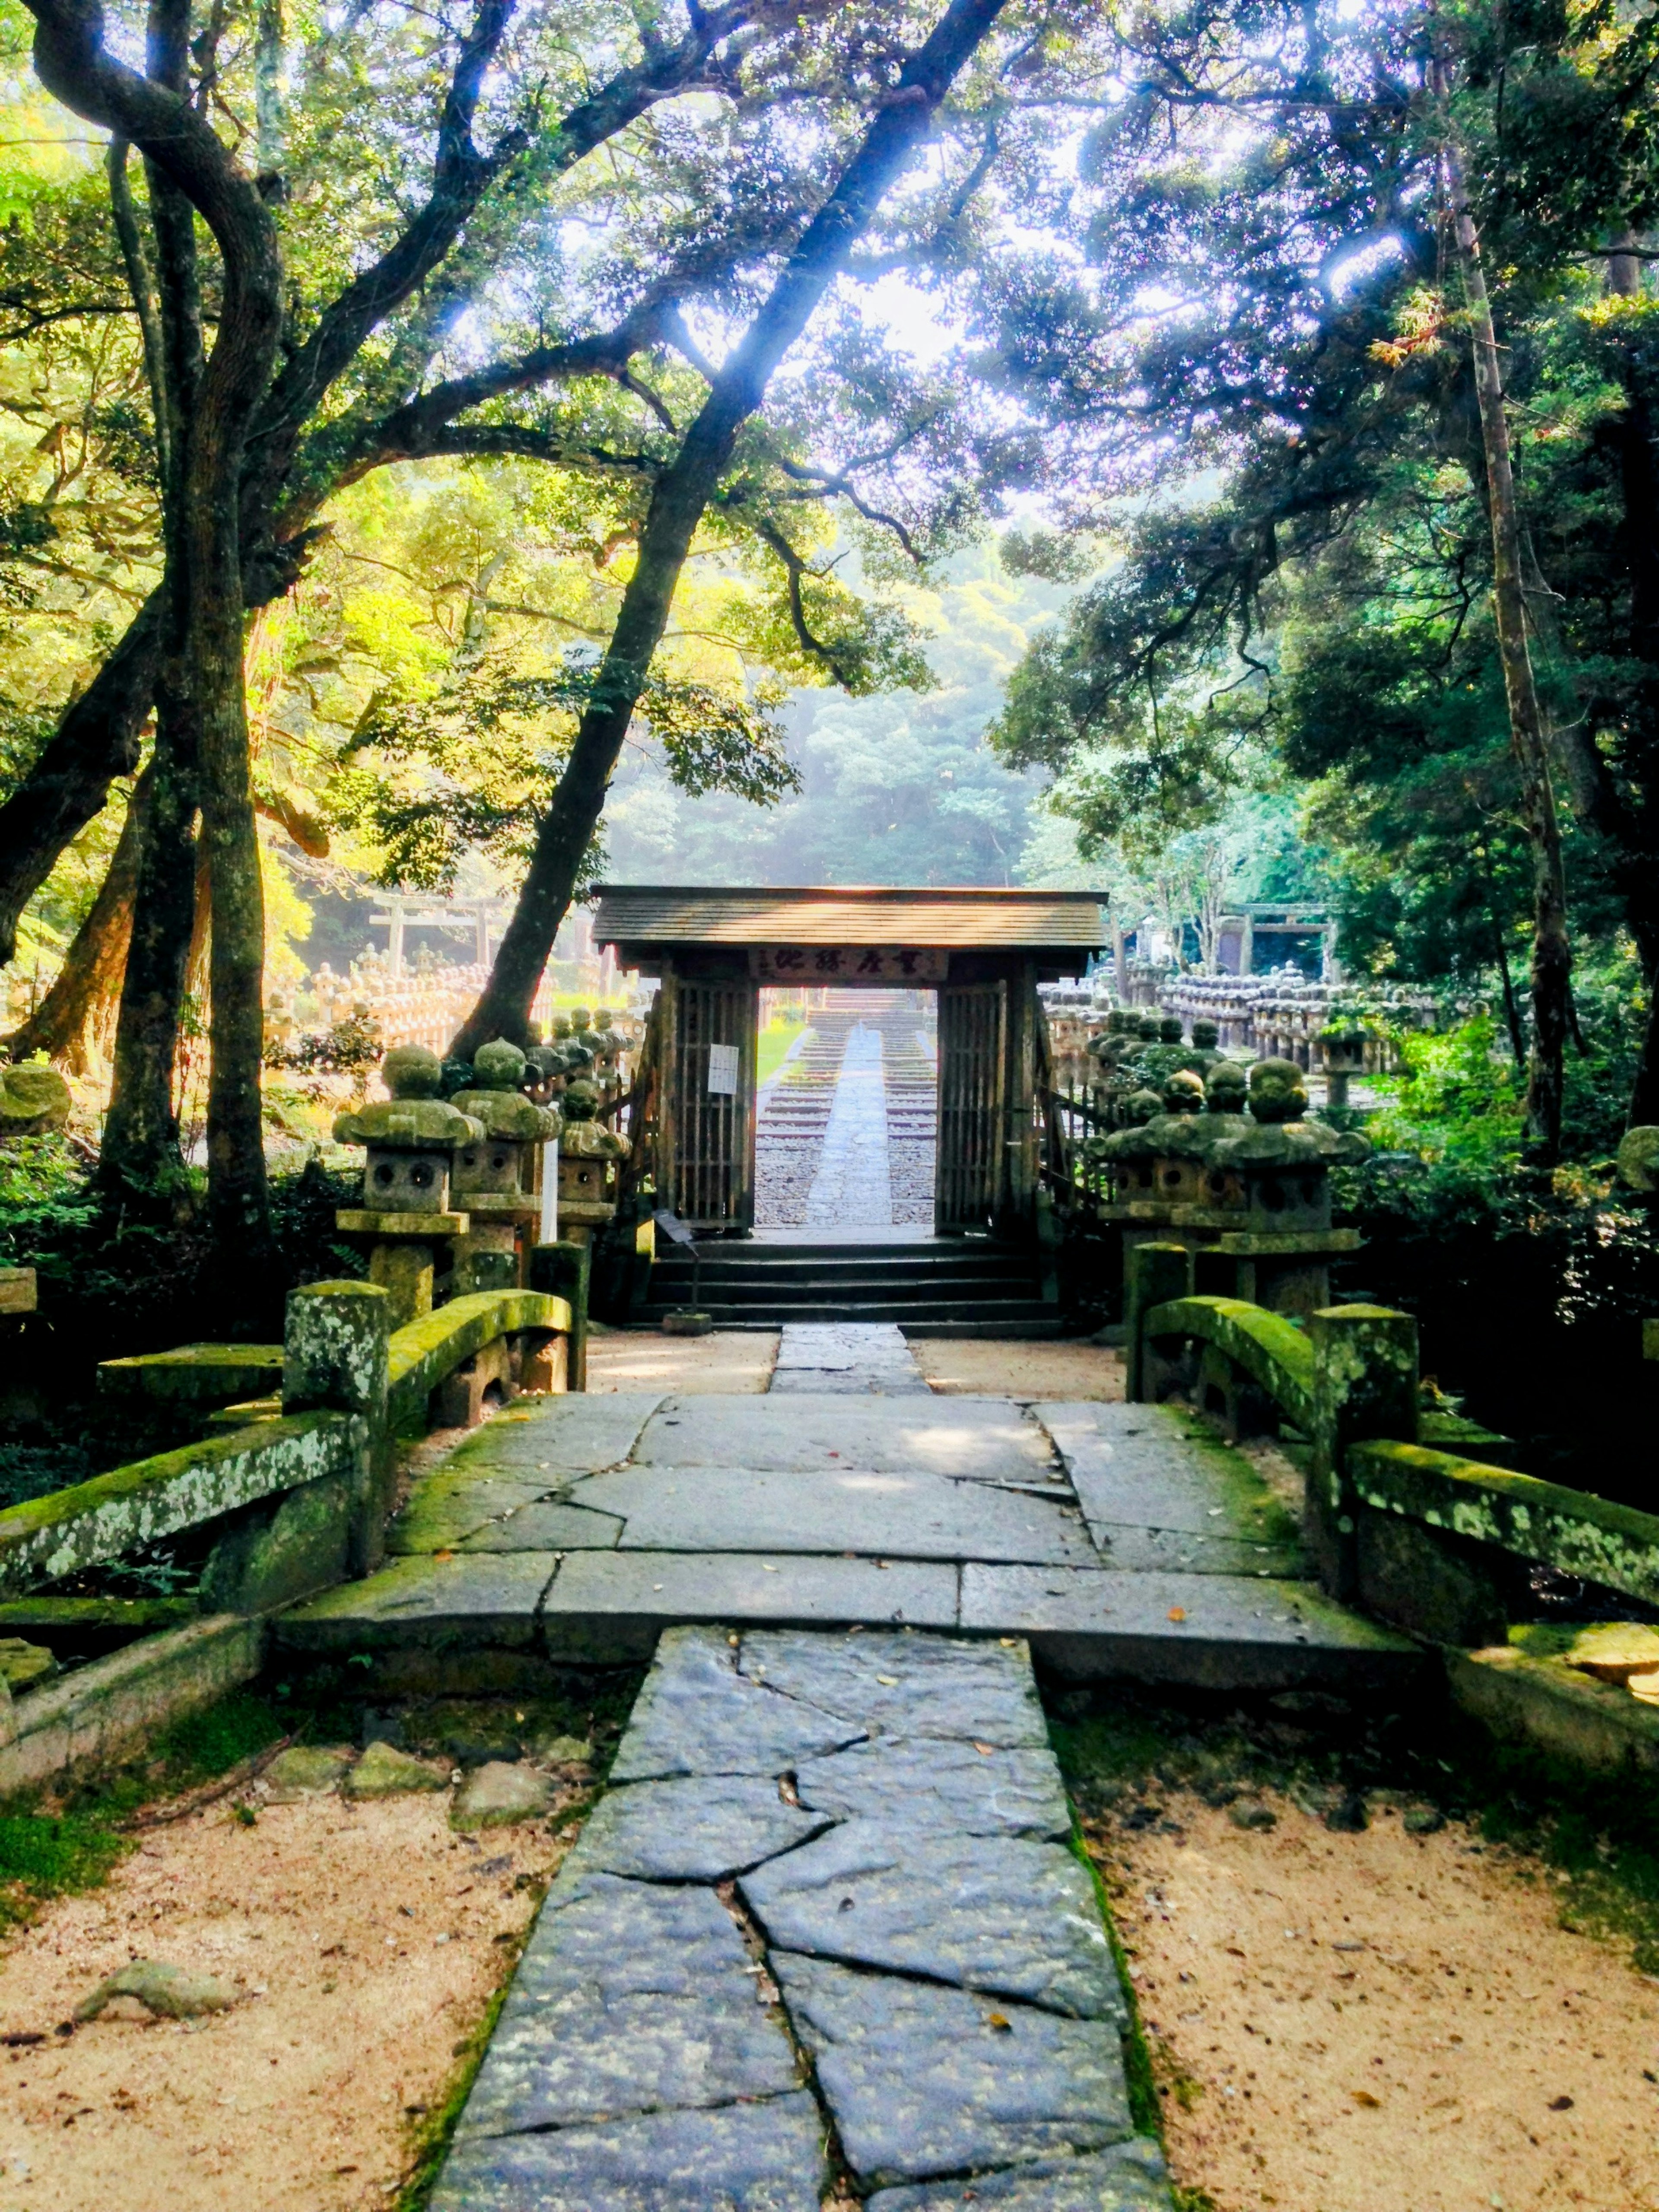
[[638, 1239, 1066, 1336]]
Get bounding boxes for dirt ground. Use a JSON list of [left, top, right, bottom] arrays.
[[586, 1326, 1123, 1401], [585, 1325, 778, 1394], [1093, 1789, 1659, 2212], [0, 1783, 573, 2212], [910, 1335, 1124, 1400]]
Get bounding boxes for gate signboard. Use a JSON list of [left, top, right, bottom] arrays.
[[749, 946, 949, 983]]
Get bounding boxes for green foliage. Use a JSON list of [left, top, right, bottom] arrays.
[[1367, 1017, 1526, 1166]]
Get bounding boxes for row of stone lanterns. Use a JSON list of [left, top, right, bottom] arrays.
[[332, 1037, 629, 1327]]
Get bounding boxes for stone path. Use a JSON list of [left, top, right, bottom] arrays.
[[803, 1023, 893, 1230], [432, 1624, 1176, 2211], [279, 1335, 1419, 1685], [756, 994, 937, 1230]]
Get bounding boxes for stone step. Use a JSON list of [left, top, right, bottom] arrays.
[[428, 1626, 1177, 2212], [638, 1300, 1063, 1328], [276, 1395, 1424, 1692]]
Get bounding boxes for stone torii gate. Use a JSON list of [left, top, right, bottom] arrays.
[[592, 884, 1107, 1238]]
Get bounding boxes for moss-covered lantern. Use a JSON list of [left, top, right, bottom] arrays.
[[556, 1077, 630, 1243], [447, 1039, 563, 1290], [332, 1045, 483, 1324]]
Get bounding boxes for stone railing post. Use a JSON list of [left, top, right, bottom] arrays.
[[283, 1279, 392, 1574], [530, 1241, 591, 1392], [1307, 1304, 1417, 1599], [1125, 1241, 1190, 1402]]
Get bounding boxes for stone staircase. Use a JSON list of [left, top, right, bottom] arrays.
[[638, 1237, 1063, 1336]]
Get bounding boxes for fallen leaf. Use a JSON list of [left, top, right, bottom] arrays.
[[433, 1548, 454, 1562], [1352, 2090, 1381, 2108], [875, 1675, 899, 1687], [987, 2012, 1012, 2032], [973, 1742, 995, 1756], [1167, 1606, 1187, 1623], [1548, 2094, 1574, 2110]]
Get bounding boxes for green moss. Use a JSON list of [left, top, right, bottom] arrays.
[[0, 1687, 285, 1928], [1068, 1818, 1162, 2140]]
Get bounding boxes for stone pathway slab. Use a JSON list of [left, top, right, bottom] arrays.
[[542, 1552, 960, 1663], [277, 1552, 558, 1650], [742, 1626, 1049, 1746], [431, 1625, 1170, 2211], [960, 1563, 1423, 1689], [453, 1872, 799, 2138], [570, 1462, 1094, 1564], [794, 1735, 1070, 1839], [868, 2140, 1176, 2211], [434, 2091, 824, 2212], [458, 1499, 623, 1551], [739, 1817, 1123, 2021], [443, 1392, 665, 1476], [609, 1625, 868, 1782], [773, 1951, 1132, 2190], [632, 1395, 1056, 1481], [772, 1320, 931, 1396], [571, 1774, 833, 1881], [1033, 1401, 1296, 1548]]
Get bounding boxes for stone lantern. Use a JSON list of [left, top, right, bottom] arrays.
[[333, 1044, 482, 1325], [448, 1039, 563, 1291], [556, 1078, 630, 1244], [1095, 1055, 1368, 1317]]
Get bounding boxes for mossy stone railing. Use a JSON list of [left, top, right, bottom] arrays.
[[10, 1274, 579, 1616], [1126, 1238, 1659, 1634]]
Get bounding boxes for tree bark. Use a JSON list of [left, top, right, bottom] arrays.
[[24, 0, 285, 1264], [1441, 109, 1575, 1161], [5, 765, 152, 1073], [451, 0, 1011, 1057]]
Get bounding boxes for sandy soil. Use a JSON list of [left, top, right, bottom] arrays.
[[911, 1336, 1125, 1401], [0, 1784, 574, 2212], [585, 1325, 778, 1395], [1092, 1789, 1659, 2212]]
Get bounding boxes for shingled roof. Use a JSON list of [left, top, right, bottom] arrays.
[[590, 885, 1107, 951]]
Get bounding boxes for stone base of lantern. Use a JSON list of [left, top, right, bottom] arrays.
[[452, 1222, 520, 1295], [554, 1199, 615, 1249], [336, 1209, 470, 1331], [1106, 1207, 1361, 1322]]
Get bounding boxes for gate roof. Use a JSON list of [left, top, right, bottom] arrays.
[[591, 884, 1107, 958]]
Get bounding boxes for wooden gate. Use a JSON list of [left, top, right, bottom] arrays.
[[935, 979, 1007, 1233], [660, 977, 757, 1230]]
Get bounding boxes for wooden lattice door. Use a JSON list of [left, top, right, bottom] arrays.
[[661, 979, 757, 1230], [935, 980, 1007, 1233]]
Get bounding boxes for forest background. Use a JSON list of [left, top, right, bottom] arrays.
[[0, 0, 1655, 1490]]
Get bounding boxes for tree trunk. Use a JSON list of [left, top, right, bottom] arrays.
[[0, 594, 164, 967], [98, 705, 198, 1190], [24, 0, 286, 1268], [1441, 113, 1575, 1161], [5, 764, 153, 1074], [451, 0, 1011, 1057]]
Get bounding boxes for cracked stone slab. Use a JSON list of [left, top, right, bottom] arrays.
[[458, 1499, 624, 1551], [959, 1565, 1426, 1691], [387, 1475, 551, 1554], [569, 1773, 832, 1881], [542, 1553, 959, 1664], [794, 1736, 1069, 1840], [1032, 1402, 1293, 1544], [454, 1871, 800, 2138], [433, 2090, 824, 2212], [445, 1391, 666, 1477], [274, 1552, 557, 1650], [633, 1397, 1057, 1482], [740, 1629, 1049, 1748], [867, 2139, 1175, 2211], [773, 1952, 1131, 2189], [609, 1626, 867, 1781], [740, 1819, 1122, 2021], [568, 1464, 1093, 1565], [1090, 1524, 1304, 1577]]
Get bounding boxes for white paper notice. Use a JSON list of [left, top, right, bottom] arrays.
[[707, 1044, 740, 1096], [539, 1139, 559, 1244]]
